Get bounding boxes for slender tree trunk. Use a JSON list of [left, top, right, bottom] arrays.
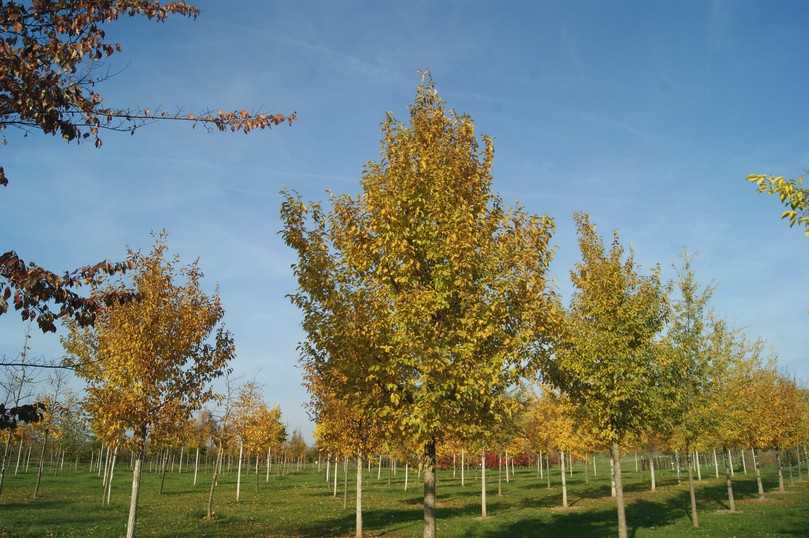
[[356, 454, 363, 538], [505, 451, 510, 483], [333, 455, 339, 496], [125, 447, 144, 538], [796, 447, 801, 480], [724, 446, 736, 512], [481, 451, 487, 518], [461, 449, 465, 487], [585, 452, 590, 484], [326, 454, 331, 483], [695, 451, 702, 481], [727, 448, 734, 477], [452, 453, 456, 479], [405, 462, 409, 491], [593, 453, 597, 478], [33, 431, 48, 499], [194, 448, 199, 486], [159, 449, 168, 495], [343, 456, 348, 509], [609, 455, 616, 497], [497, 453, 502, 496], [106, 444, 118, 505], [560, 449, 568, 508], [546, 453, 551, 489], [423, 439, 437, 538], [649, 453, 656, 491], [675, 452, 681, 484], [26, 445, 31, 473], [777, 449, 785, 493], [752, 447, 764, 498], [687, 451, 699, 528], [236, 439, 244, 502], [610, 443, 628, 538], [206, 444, 224, 519], [741, 448, 747, 475], [713, 448, 719, 479], [102, 445, 113, 500], [266, 447, 271, 482], [14, 440, 23, 476], [377, 454, 382, 481]]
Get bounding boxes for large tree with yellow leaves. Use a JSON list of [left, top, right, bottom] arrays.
[[282, 78, 559, 538]]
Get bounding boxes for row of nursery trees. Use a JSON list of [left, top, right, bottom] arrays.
[[0, 237, 303, 538], [282, 78, 809, 538]]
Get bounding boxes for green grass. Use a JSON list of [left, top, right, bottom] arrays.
[[2, 457, 808, 537]]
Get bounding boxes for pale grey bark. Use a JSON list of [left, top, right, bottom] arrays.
[[125, 453, 143, 538], [611, 443, 628, 538], [423, 440, 436, 538]]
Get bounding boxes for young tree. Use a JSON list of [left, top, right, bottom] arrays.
[[282, 77, 558, 538], [666, 254, 716, 527], [62, 235, 233, 538], [552, 213, 669, 538]]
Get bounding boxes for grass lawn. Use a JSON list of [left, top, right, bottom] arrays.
[[1, 457, 808, 537]]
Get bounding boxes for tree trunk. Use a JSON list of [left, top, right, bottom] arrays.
[[159, 449, 168, 495], [423, 439, 437, 538], [585, 452, 590, 484], [98, 444, 104, 476], [14, 440, 23, 476], [481, 451, 487, 518], [741, 448, 747, 475], [236, 439, 243, 502], [377, 454, 382, 481], [649, 453, 656, 491], [125, 448, 143, 538], [727, 448, 734, 477], [560, 449, 568, 508], [724, 446, 736, 512], [266, 447, 271, 483], [405, 462, 409, 491], [505, 451, 510, 483], [343, 456, 348, 509], [206, 445, 224, 519], [333, 455, 338, 496], [497, 453, 502, 496], [356, 454, 363, 538], [752, 447, 764, 498], [592, 453, 597, 477], [194, 447, 200, 486], [675, 452, 681, 484], [546, 453, 551, 489], [777, 449, 785, 492], [33, 431, 48, 499], [687, 451, 699, 528], [610, 443, 628, 538], [106, 444, 118, 505], [461, 449, 465, 487], [609, 455, 616, 497], [25, 445, 31, 472], [695, 451, 702, 481], [713, 448, 719, 479]]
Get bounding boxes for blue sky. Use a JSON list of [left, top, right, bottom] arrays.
[[2, 0, 808, 441]]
